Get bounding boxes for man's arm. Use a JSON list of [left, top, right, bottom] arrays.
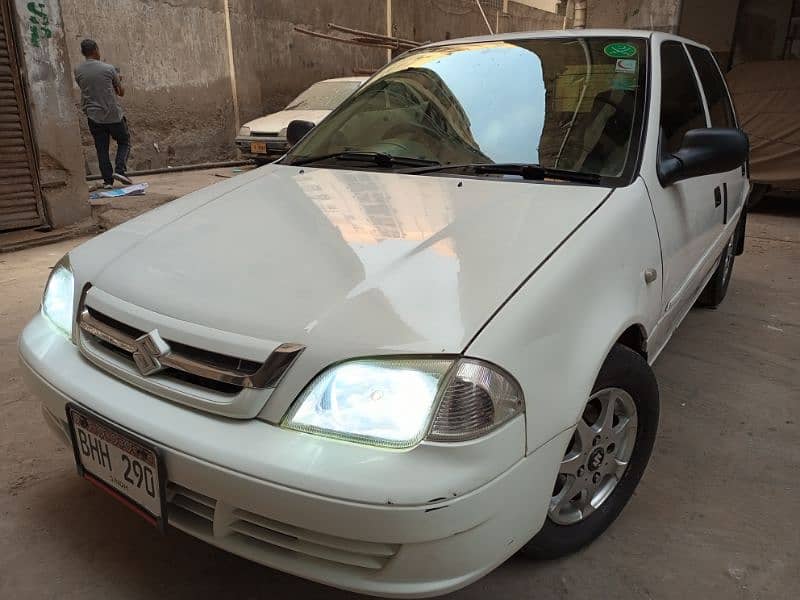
[[112, 69, 125, 97]]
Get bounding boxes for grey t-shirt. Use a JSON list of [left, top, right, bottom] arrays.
[[74, 59, 124, 124]]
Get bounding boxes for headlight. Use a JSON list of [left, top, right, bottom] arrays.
[[41, 255, 75, 338], [283, 357, 523, 449], [238, 126, 251, 137], [279, 127, 288, 138]]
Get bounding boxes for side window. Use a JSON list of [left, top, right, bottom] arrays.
[[687, 46, 736, 128], [659, 42, 707, 154]]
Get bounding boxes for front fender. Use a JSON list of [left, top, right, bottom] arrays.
[[466, 179, 663, 453]]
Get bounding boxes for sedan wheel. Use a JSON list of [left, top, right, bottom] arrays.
[[697, 232, 737, 308], [549, 388, 638, 525], [522, 344, 659, 559]]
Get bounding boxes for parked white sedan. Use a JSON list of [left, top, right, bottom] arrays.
[[20, 30, 749, 597], [235, 76, 366, 163]]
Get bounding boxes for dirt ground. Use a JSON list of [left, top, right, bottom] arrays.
[[0, 197, 797, 599]]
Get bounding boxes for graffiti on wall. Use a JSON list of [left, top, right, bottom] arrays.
[[26, 2, 53, 47]]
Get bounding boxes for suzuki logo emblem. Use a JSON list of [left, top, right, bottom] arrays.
[[132, 330, 171, 376]]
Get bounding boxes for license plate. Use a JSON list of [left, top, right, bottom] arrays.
[[250, 141, 268, 154], [66, 404, 167, 530]]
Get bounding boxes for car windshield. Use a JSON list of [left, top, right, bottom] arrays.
[[285, 80, 363, 111], [284, 37, 648, 181]]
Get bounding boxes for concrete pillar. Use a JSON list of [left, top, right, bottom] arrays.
[[12, 0, 89, 228], [574, 0, 587, 28]]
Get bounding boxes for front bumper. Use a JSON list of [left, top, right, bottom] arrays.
[[19, 314, 566, 598], [235, 135, 289, 158]]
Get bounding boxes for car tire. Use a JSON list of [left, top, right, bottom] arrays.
[[746, 183, 769, 209], [696, 233, 736, 308], [521, 344, 659, 559]]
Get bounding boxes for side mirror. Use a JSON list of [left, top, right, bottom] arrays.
[[286, 120, 315, 146], [658, 128, 749, 187]]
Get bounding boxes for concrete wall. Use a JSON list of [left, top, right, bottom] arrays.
[[58, 0, 570, 176], [393, 0, 568, 42], [515, 0, 561, 13], [12, 0, 89, 228], [731, 0, 793, 65], [61, 0, 236, 174], [678, 0, 741, 68], [229, 0, 386, 126], [585, 0, 680, 32]]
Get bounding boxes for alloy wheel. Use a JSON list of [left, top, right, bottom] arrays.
[[721, 235, 735, 284], [548, 387, 638, 525]]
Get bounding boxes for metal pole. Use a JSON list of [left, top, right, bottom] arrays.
[[223, 0, 240, 130], [555, 39, 591, 167], [386, 0, 393, 63], [475, 0, 494, 34], [674, 0, 685, 35]]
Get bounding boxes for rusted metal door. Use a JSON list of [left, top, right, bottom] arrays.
[[0, 0, 44, 231]]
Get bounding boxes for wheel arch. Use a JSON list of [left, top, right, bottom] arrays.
[[465, 181, 662, 455], [615, 323, 648, 360]]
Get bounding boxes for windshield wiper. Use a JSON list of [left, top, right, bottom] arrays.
[[288, 151, 440, 168], [401, 162, 602, 184]]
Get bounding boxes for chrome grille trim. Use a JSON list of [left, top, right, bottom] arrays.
[[76, 286, 304, 391]]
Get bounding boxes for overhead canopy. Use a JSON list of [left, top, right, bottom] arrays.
[[727, 60, 800, 189]]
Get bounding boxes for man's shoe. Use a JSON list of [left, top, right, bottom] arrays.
[[113, 173, 133, 185], [103, 183, 114, 190]]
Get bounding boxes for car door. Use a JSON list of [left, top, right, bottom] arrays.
[[646, 40, 720, 328], [686, 44, 748, 239]]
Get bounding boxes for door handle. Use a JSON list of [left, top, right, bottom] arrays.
[[723, 182, 728, 224], [714, 186, 722, 208]]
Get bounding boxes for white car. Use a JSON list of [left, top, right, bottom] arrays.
[[235, 76, 367, 163], [20, 30, 749, 597]]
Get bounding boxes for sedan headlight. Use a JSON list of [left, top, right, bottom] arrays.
[[238, 126, 251, 137], [41, 255, 75, 338], [278, 127, 288, 138], [283, 357, 523, 449]]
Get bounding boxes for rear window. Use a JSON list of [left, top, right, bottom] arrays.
[[285, 81, 362, 111], [659, 42, 707, 153], [688, 46, 736, 128]]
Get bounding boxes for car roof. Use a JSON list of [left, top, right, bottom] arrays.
[[422, 28, 710, 51], [317, 76, 369, 84]]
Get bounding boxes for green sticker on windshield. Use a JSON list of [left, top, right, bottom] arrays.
[[604, 43, 637, 58]]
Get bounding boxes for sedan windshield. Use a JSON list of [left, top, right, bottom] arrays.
[[285, 38, 648, 182], [285, 80, 362, 111]]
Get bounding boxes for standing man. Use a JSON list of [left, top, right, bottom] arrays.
[[74, 39, 132, 189]]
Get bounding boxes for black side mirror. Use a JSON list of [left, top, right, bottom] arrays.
[[286, 120, 315, 146], [658, 128, 749, 187]]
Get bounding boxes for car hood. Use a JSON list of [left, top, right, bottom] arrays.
[[243, 110, 331, 134], [91, 165, 610, 355]]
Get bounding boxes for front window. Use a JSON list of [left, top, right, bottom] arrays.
[[284, 37, 648, 183], [285, 80, 362, 111]]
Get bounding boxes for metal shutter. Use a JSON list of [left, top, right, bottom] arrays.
[[0, 0, 44, 231]]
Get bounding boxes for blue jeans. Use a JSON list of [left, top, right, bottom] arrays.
[[88, 118, 130, 184]]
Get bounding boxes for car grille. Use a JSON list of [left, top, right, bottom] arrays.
[[80, 308, 261, 394], [76, 286, 304, 418], [167, 483, 399, 571], [250, 131, 280, 137]]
